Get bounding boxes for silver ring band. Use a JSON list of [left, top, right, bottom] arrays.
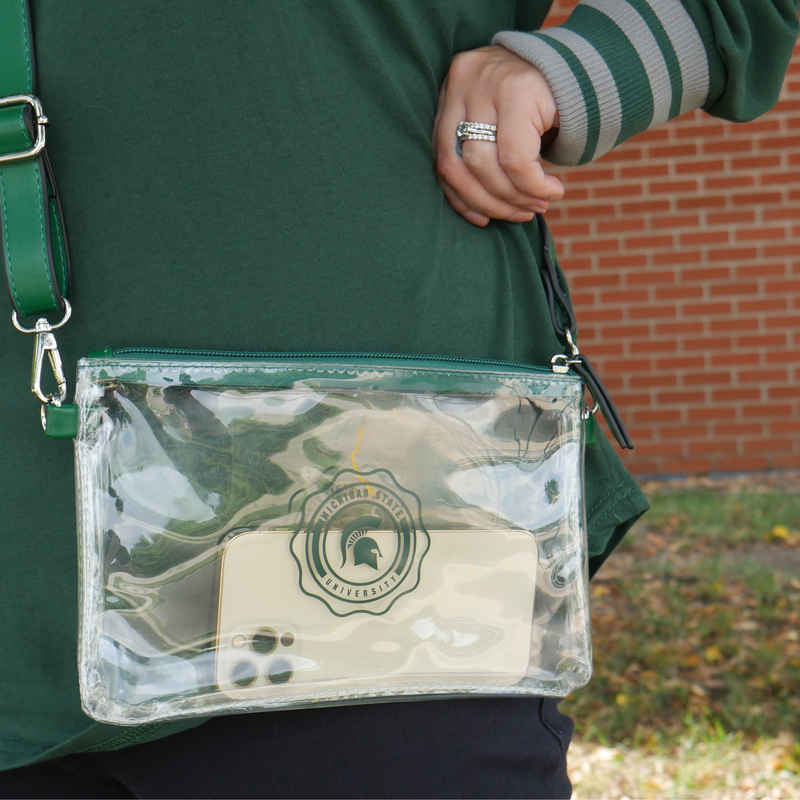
[[457, 121, 497, 143]]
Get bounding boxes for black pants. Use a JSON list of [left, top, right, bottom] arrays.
[[0, 698, 574, 799]]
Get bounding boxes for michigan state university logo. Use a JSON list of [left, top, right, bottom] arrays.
[[291, 469, 429, 616]]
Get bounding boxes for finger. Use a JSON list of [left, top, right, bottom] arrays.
[[494, 94, 564, 200], [438, 175, 546, 228], [437, 178, 491, 226], [461, 137, 545, 209], [442, 140, 543, 220], [435, 97, 544, 221]]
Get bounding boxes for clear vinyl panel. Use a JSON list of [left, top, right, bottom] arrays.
[[74, 356, 592, 724]]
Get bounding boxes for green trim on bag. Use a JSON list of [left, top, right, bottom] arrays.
[[44, 402, 78, 438]]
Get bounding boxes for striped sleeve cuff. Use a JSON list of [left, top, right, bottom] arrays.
[[492, 0, 710, 166]]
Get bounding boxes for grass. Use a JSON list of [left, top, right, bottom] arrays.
[[568, 724, 800, 799], [561, 479, 800, 797], [633, 487, 800, 547]]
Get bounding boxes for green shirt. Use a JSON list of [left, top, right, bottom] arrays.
[[1, 0, 795, 769]]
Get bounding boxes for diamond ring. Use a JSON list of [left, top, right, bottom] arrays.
[[457, 121, 498, 143]]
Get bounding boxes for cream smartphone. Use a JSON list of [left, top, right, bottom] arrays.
[[215, 530, 538, 700]]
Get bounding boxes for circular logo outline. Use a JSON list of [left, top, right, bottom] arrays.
[[290, 469, 429, 617]]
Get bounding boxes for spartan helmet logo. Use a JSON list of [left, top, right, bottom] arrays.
[[340, 515, 383, 571], [293, 469, 429, 615]]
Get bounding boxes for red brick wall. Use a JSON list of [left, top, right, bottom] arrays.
[[541, 3, 800, 475]]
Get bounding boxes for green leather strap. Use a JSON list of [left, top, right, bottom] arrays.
[[0, 0, 70, 319]]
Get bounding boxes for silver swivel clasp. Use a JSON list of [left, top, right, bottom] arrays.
[[550, 326, 581, 374], [563, 328, 579, 359], [549, 326, 599, 420], [12, 300, 72, 429], [31, 318, 67, 405]]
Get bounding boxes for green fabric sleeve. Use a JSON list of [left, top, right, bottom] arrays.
[[582, 428, 650, 578], [681, 0, 800, 121], [492, 0, 799, 166]]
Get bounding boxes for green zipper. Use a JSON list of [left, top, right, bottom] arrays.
[[91, 347, 563, 376], [48, 348, 575, 441]]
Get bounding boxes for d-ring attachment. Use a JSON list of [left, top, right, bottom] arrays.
[[11, 299, 72, 333], [40, 396, 62, 431], [582, 398, 600, 419]]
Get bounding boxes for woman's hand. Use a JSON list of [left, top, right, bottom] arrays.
[[433, 45, 564, 227]]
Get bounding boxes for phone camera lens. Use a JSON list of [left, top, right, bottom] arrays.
[[267, 658, 293, 685], [231, 660, 258, 688], [252, 627, 278, 655], [280, 632, 295, 647]]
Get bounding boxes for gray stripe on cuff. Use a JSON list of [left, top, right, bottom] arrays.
[[582, 0, 673, 127], [644, 0, 709, 114], [540, 27, 622, 159], [492, 31, 588, 165]]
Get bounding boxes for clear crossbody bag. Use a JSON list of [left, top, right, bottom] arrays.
[[75, 348, 602, 724], [2, 3, 632, 725]]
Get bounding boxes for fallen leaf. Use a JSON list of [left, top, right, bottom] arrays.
[[705, 645, 723, 663], [770, 524, 790, 540]]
